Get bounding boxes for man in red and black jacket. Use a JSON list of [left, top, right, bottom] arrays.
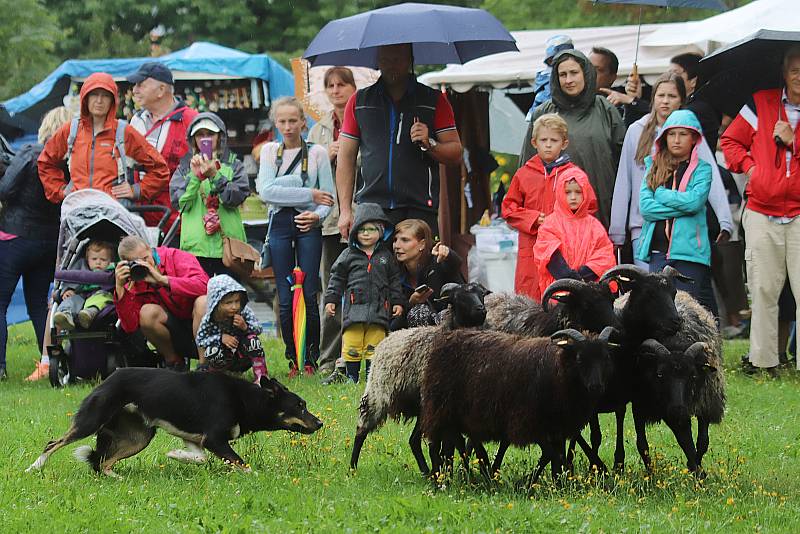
[[335, 44, 463, 239], [721, 46, 800, 373], [128, 63, 198, 230]]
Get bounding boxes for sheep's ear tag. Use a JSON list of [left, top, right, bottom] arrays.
[[552, 291, 570, 302], [555, 339, 570, 346], [607, 342, 620, 348], [618, 276, 631, 282], [608, 280, 620, 294]]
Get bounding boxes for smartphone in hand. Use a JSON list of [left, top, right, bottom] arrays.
[[414, 284, 430, 294], [199, 138, 213, 160]]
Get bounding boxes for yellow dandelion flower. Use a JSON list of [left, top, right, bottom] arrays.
[[506, 503, 513, 510], [726, 497, 735, 505]]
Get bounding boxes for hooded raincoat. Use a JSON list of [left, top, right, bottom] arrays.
[[521, 50, 625, 228], [502, 153, 583, 299], [196, 274, 261, 349], [38, 72, 170, 204], [323, 203, 404, 330], [637, 110, 712, 266], [533, 167, 615, 299], [169, 112, 249, 259]]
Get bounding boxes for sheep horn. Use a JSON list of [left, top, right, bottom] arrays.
[[662, 265, 694, 283], [550, 328, 586, 346], [685, 341, 709, 359], [541, 278, 586, 312], [599, 264, 647, 285], [598, 326, 619, 345], [638, 339, 671, 357], [438, 283, 460, 300]]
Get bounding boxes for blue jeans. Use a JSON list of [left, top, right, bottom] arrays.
[[0, 237, 57, 367], [649, 252, 718, 317], [268, 209, 322, 365]]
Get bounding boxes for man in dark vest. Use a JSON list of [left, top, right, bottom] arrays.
[[127, 62, 198, 230], [336, 44, 462, 238]]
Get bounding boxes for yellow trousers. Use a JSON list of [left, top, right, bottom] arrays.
[[341, 323, 386, 362]]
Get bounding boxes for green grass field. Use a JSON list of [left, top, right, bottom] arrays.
[[1, 322, 798, 533]]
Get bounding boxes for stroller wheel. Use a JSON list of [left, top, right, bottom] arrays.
[[49, 352, 71, 388]]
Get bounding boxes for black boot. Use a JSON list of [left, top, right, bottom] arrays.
[[345, 361, 361, 383]]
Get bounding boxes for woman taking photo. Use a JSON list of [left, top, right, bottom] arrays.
[[521, 49, 625, 228], [256, 97, 334, 376], [0, 107, 71, 381], [392, 219, 463, 329], [307, 67, 358, 376]]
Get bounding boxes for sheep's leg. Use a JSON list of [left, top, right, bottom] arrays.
[[407, 419, 430, 475], [589, 414, 602, 453], [350, 426, 369, 470], [471, 440, 492, 478], [613, 405, 627, 470], [565, 436, 577, 472], [632, 405, 652, 472], [575, 434, 608, 474], [695, 417, 710, 467], [664, 415, 699, 473], [549, 439, 567, 483], [428, 439, 443, 478], [491, 440, 510, 474]]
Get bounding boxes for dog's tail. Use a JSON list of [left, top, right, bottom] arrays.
[[73, 446, 101, 472]]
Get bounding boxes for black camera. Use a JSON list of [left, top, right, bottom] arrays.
[[127, 260, 150, 282]]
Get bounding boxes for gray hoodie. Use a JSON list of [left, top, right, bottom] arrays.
[[609, 113, 733, 245], [196, 274, 261, 349]]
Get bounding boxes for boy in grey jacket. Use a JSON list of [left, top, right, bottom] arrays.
[[323, 203, 404, 383]]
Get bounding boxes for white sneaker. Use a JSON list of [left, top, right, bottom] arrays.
[[166, 448, 208, 464]]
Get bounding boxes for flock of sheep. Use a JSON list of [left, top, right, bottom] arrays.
[[349, 265, 726, 488]]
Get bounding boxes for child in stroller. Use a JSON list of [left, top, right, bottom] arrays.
[[53, 240, 116, 331]]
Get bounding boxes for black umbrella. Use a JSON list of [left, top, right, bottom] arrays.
[[697, 29, 800, 117]]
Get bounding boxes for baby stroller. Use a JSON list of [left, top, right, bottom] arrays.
[[47, 190, 174, 387]]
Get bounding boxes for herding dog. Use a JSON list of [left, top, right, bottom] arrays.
[[26, 368, 323, 476]]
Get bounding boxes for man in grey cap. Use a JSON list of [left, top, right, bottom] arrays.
[[127, 62, 198, 229]]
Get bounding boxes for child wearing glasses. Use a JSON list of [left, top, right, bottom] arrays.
[[324, 203, 404, 383]]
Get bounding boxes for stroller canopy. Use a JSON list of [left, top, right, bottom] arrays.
[[57, 190, 152, 268]]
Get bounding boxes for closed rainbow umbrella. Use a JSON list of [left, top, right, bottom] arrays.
[[291, 267, 306, 373]]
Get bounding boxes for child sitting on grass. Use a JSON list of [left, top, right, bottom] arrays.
[[533, 167, 615, 300], [502, 113, 587, 301], [53, 240, 116, 330], [195, 274, 268, 382], [324, 203, 404, 383]]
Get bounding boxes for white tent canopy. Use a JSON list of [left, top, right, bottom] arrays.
[[419, 23, 698, 92], [641, 0, 800, 54]]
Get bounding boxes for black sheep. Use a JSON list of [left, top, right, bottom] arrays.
[[420, 328, 616, 484]]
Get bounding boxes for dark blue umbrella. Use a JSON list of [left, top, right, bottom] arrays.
[[593, 0, 727, 8], [303, 2, 517, 68], [593, 0, 728, 65]]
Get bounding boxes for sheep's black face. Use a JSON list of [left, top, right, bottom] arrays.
[[624, 275, 681, 338], [450, 283, 489, 327], [570, 340, 615, 400], [636, 352, 700, 421], [572, 283, 619, 333]]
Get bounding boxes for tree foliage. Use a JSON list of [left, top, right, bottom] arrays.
[[4, 0, 752, 101], [0, 0, 62, 101]]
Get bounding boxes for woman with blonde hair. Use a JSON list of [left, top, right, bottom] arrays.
[[256, 96, 335, 376], [0, 106, 72, 381]]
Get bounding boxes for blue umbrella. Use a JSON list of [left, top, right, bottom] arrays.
[[303, 2, 517, 68], [593, 0, 728, 65]]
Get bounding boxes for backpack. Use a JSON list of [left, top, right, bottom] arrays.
[[65, 118, 130, 185]]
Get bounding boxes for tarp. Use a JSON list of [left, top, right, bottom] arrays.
[[2, 42, 294, 125], [641, 0, 800, 53], [419, 23, 697, 92]]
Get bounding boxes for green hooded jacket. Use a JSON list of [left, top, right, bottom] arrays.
[[520, 49, 625, 228], [169, 112, 248, 259]]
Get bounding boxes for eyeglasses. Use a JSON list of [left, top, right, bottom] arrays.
[[358, 227, 380, 234]]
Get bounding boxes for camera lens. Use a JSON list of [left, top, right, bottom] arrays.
[[129, 262, 149, 281]]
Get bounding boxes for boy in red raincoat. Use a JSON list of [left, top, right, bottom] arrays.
[[503, 113, 588, 300], [533, 166, 615, 300]]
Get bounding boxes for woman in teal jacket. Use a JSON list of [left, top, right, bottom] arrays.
[[637, 109, 714, 312], [170, 112, 249, 280]]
